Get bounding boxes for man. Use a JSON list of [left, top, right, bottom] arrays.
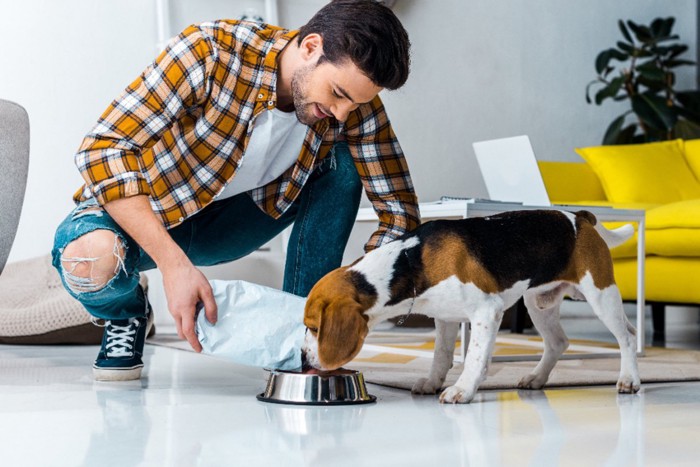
[[52, 0, 420, 381]]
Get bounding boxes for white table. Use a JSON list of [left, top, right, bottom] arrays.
[[356, 200, 646, 361]]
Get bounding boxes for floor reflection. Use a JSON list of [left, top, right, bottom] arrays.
[[82, 381, 151, 466], [435, 389, 645, 466], [194, 403, 369, 465]]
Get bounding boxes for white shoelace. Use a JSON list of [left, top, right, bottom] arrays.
[[105, 320, 139, 357]]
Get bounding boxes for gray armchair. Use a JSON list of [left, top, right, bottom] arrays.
[[0, 104, 106, 344], [0, 99, 30, 274]]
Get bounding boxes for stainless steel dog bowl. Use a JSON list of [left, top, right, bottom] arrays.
[[257, 369, 376, 405]]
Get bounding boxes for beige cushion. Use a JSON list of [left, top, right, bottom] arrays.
[[0, 255, 112, 344]]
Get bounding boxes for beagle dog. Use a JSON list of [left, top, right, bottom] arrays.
[[302, 209, 640, 404]]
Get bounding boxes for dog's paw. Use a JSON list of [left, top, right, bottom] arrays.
[[616, 376, 641, 394], [438, 385, 474, 404], [411, 377, 442, 395], [517, 373, 547, 390]]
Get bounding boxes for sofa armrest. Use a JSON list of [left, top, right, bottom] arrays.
[[538, 161, 607, 203]]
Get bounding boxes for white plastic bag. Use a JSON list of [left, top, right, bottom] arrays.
[[195, 280, 306, 370]]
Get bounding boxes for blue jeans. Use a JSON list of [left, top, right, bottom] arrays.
[[52, 143, 362, 321]]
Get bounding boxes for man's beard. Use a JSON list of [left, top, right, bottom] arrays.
[[290, 64, 320, 126]]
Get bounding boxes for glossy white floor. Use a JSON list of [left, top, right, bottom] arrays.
[[1, 311, 699, 467]]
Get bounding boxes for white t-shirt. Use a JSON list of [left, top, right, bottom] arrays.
[[216, 108, 307, 200]]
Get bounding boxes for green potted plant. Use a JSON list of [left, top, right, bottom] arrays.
[[586, 17, 700, 144]]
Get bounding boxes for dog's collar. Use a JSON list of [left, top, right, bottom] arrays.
[[396, 249, 417, 326]]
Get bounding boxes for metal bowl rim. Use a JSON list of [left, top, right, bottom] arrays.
[[256, 393, 376, 405], [258, 369, 376, 405]]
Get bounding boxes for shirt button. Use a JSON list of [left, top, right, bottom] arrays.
[[179, 217, 184, 222], [258, 93, 264, 99], [268, 100, 274, 106]]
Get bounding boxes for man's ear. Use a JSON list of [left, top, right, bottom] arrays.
[[317, 300, 369, 370], [299, 33, 324, 62]]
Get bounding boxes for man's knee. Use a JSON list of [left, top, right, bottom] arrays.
[[60, 229, 126, 293]]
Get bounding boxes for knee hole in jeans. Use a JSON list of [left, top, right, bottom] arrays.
[[60, 229, 127, 293]]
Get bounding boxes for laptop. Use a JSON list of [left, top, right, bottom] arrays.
[[472, 135, 552, 206]]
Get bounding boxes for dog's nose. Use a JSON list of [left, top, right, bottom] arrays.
[[300, 350, 313, 372]]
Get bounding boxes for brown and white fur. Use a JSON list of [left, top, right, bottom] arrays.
[[301, 210, 640, 403]]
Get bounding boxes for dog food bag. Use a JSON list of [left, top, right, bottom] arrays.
[[195, 280, 306, 371]]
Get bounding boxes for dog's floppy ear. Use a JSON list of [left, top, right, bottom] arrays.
[[317, 299, 369, 370]]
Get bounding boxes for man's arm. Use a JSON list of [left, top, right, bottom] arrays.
[[344, 95, 421, 251], [74, 25, 218, 206], [75, 26, 220, 350], [104, 195, 217, 352]]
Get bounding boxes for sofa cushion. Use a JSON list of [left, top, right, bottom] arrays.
[[647, 199, 700, 229], [643, 199, 700, 257], [684, 138, 700, 181], [575, 139, 700, 204], [597, 200, 700, 259], [538, 161, 606, 202], [614, 257, 700, 303]]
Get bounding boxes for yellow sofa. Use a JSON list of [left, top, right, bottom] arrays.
[[539, 139, 700, 338]]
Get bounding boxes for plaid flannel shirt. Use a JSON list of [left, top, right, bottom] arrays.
[[74, 20, 420, 251]]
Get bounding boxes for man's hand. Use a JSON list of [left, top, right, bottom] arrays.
[[161, 261, 218, 352], [103, 195, 218, 351]]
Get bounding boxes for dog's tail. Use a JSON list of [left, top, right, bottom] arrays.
[[595, 222, 635, 249], [575, 210, 635, 249]]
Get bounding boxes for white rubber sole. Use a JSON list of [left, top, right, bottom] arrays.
[[93, 365, 144, 382]]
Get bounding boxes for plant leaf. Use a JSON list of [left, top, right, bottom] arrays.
[[617, 41, 636, 54], [609, 49, 628, 61], [669, 44, 689, 59], [602, 114, 628, 145], [665, 59, 695, 68], [595, 49, 629, 76], [637, 59, 662, 71], [637, 67, 666, 82], [602, 65, 615, 78], [659, 17, 675, 38], [595, 50, 612, 75], [619, 124, 640, 144], [618, 19, 633, 43], [595, 77, 625, 105], [631, 93, 677, 130], [637, 77, 666, 94], [627, 20, 653, 43], [655, 34, 680, 44], [585, 80, 597, 104], [651, 44, 672, 56], [650, 18, 665, 37], [595, 49, 625, 75], [674, 119, 700, 139]]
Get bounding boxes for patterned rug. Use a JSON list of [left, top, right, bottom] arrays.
[[352, 332, 700, 390], [149, 331, 700, 391]]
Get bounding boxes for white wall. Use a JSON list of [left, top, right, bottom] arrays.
[[0, 0, 159, 264], [1, 0, 697, 309]]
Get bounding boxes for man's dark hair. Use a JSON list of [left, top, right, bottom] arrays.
[[297, 0, 411, 90]]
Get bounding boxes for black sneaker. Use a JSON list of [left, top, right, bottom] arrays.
[[93, 306, 154, 382]]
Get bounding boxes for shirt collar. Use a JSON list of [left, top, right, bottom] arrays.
[[256, 28, 299, 109], [255, 28, 329, 134]]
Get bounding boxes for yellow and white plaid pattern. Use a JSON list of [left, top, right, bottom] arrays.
[[73, 20, 419, 251]]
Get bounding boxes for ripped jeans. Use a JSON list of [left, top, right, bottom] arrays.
[[51, 142, 362, 321]]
